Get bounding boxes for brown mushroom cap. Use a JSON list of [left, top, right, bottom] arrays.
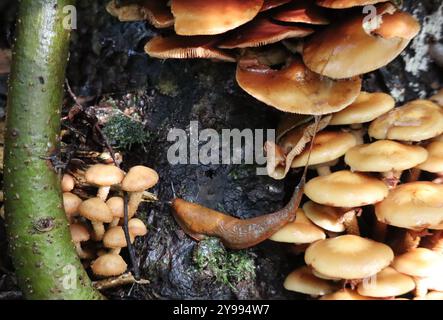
[[260, 0, 291, 12], [103, 226, 134, 249], [70, 223, 91, 243], [305, 235, 394, 280], [106, 197, 124, 219], [303, 201, 346, 232], [145, 35, 235, 62], [418, 142, 443, 173], [392, 248, 443, 278], [171, 0, 264, 36], [305, 170, 389, 208], [303, 9, 420, 79], [375, 182, 443, 230], [272, 2, 330, 25], [128, 218, 148, 236], [269, 209, 326, 244], [369, 100, 443, 142], [63, 192, 82, 218], [236, 57, 361, 115], [345, 140, 428, 172], [85, 164, 125, 187], [61, 174, 75, 192], [78, 197, 113, 223], [91, 253, 127, 277], [291, 131, 357, 168], [316, 0, 387, 9], [121, 165, 159, 192], [284, 266, 336, 296], [356, 267, 416, 298], [106, 0, 146, 21], [218, 18, 313, 49], [143, 0, 174, 28], [320, 289, 376, 300], [330, 92, 395, 125]]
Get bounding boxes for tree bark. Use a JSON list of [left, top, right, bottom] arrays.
[[4, 0, 103, 299]]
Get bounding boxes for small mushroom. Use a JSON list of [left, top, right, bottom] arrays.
[[70, 223, 93, 260], [218, 18, 313, 49], [78, 197, 113, 241], [61, 174, 75, 192], [290, 131, 358, 176], [85, 164, 125, 201], [369, 100, 443, 142], [145, 35, 236, 62], [305, 235, 394, 280], [269, 209, 326, 245], [319, 288, 376, 300], [91, 253, 128, 277], [128, 218, 148, 237], [356, 267, 416, 298], [272, 2, 329, 25], [304, 170, 389, 235], [171, 0, 264, 36], [143, 0, 174, 28], [236, 56, 362, 114], [303, 201, 346, 233], [63, 192, 83, 223], [417, 142, 443, 184], [106, 0, 146, 21], [103, 226, 135, 255], [106, 196, 124, 227], [345, 140, 428, 188], [303, 5, 420, 79], [283, 266, 337, 297], [121, 166, 159, 218]]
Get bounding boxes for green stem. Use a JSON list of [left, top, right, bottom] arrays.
[[4, 0, 103, 299]]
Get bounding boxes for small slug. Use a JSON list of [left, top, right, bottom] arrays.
[[171, 176, 306, 249]]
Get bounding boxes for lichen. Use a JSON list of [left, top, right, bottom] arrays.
[[193, 237, 255, 289], [102, 113, 149, 151]]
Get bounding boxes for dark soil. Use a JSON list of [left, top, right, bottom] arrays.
[[0, 0, 442, 300]]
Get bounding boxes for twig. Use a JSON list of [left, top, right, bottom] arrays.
[[124, 192, 141, 280], [93, 272, 149, 291]]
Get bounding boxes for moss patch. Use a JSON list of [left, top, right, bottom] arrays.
[[102, 113, 149, 151]]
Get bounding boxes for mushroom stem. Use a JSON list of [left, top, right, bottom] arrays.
[[392, 230, 421, 255], [433, 173, 443, 184], [408, 167, 422, 182], [349, 128, 365, 145], [110, 248, 122, 255], [422, 231, 443, 254], [74, 242, 93, 260], [414, 278, 428, 298], [110, 218, 120, 228], [97, 186, 111, 201], [91, 222, 106, 241], [373, 220, 388, 243], [128, 191, 144, 218], [381, 170, 402, 189], [339, 209, 360, 236], [316, 165, 332, 176]]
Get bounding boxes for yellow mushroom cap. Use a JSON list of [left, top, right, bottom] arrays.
[[330, 92, 395, 125], [320, 289, 376, 300], [303, 201, 346, 232], [61, 174, 75, 192], [303, 9, 420, 79], [106, 197, 124, 219], [272, 2, 330, 25], [128, 218, 148, 237], [305, 235, 394, 280], [283, 266, 336, 296], [122, 166, 159, 192], [91, 254, 127, 277], [63, 192, 82, 218], [291, 131, 357, 168], [316, 0, 386, 9], [304, 170, 389, 207], [78, 197, 113, 223], [375, 182, 443, 230], [70, 223, 91, 243], [269, 209, 326, 244], [103, 226, 134, 249], [345, 140, 428, 172], [145, 35, 236, 62], [85, 164, 125, 187], [356, 267, 416, 298], [418, 141, 443, 173], [236, 57, 361, 115], [369, 100, 443, 142], [392, 248, 443, 278], [171, 0, 263, 36]]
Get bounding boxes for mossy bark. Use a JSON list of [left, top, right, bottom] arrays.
[[4, 0, 103, 299]]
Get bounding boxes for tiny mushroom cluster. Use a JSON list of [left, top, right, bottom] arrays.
[[61, 163, 158, 278]]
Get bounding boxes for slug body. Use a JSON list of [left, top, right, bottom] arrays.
[[172, 177, 305, 249]]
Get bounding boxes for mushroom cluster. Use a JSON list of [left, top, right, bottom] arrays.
[[61, 163, 158, 278], [106, 0, 420, 115], [269, 90, 443, 300]]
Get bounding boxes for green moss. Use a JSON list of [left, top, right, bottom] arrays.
[[193, 238, 255, 289], [156, 79, 179, 97], [102, 113, 149, 151]]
